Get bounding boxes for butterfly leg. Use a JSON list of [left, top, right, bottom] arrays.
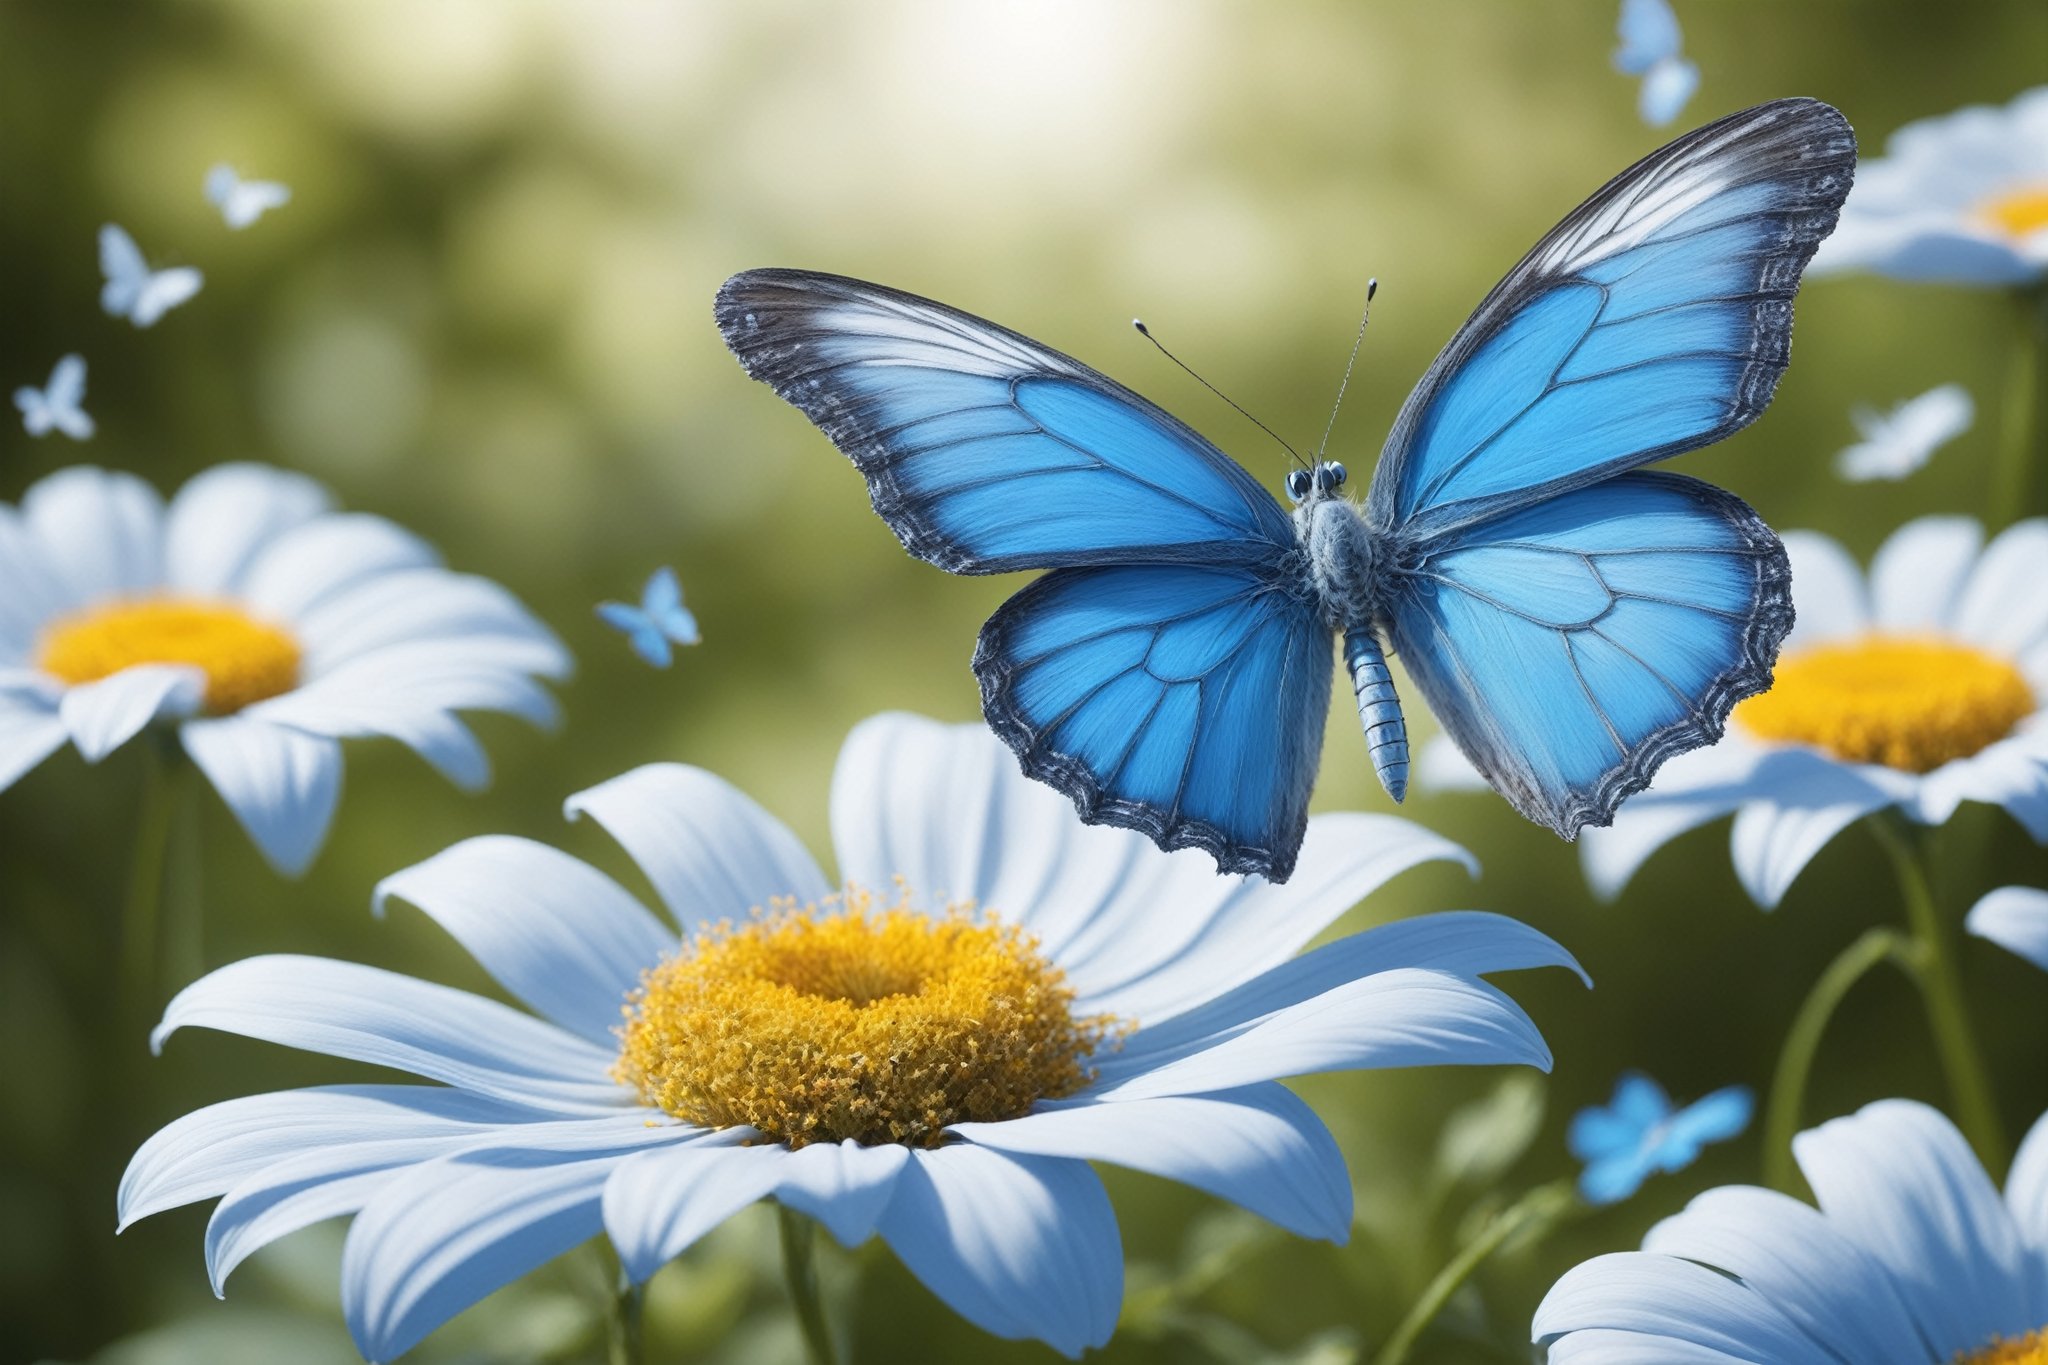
[[1344, 627, 1409, 802]]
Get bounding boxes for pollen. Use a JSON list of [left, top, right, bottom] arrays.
[[1735, 634, 2034, 772], [614, 887, 1124, 1148], [1956, 1325, 2048, 1365], [1977, 184, 2048, 238], [37, 597, 302, 714]]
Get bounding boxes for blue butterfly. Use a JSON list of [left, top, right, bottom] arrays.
[[99, 224, 203, 328], [718, 99, 1855, 882], [1568, 1072, 1753, 1205], [598, 567, 701, 667], [14, 354, 94, 440], [1613, 0, 1700, 127]]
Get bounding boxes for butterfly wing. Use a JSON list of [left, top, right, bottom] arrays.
[[974, 562, 1331, 881], [1638, 57, 1700, 127], [716, 269, 1296, 573], [130, 267, 203, 328], [641, 568, 700, 646], [99, 224, 147, 316], [1365, 98, 1854, 542], [15, 384, 53, 436], [597, 603, 672, 668], [1613, 0, 1682, 74], [1384, 471, 1790, 837], [46, 355, 92, 440]]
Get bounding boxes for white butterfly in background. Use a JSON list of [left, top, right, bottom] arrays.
[[1613, 0, 1699, 127], [206, 164, 291, 230], [14, 355, 94, 441], [1835, 384, 1975, 482], [99, 224, 202, 328], [597, 567, 702, 667]]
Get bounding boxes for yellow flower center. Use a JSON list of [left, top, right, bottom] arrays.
[[37, 597, 302, 714], [615, 887, 1123, 1148], [1978, 183, 2048, 238], [1734, 634, 2034, 772], [1957, 1326, 2048, 1365]]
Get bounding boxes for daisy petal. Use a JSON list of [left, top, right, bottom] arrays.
[[565, 763, 829, 929], [877, 1145, 1121, 1358], [375, 836, 676, 1045], [180, 715, 342, 877], [1728, 751, 1903, 908], [1545, 1327, 1758, 1364], [1580, 745, 1768, 900], [1641, 1186, 1929, 1365], [0, 505, 71, 658], [1956, 519, 2048, 655], [2007, 1108, 2048, 1257], [59, 664, 203, 761], [0, 689, 66, 792], [1793, 1099, 2036, 1349], [952, 1084, 1350, 1241], [1781, 531, 1870, 649], [1533, 1252, 1832, 1361], [772, 1139, 914, 1247], [296, 570, 568, 679], [603, 1141, 791, 1283], [241, 513, 441, 621], [21, 466, 163, 606], [1965, 885, 2048, 972], [152, 955, 625, 1112], [164, 463, 330, 597], [1869, 516, 1982, 632]]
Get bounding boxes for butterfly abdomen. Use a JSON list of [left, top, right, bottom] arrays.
[[1344, 628, 1409, 803]]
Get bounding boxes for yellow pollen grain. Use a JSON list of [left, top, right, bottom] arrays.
[[1978, 184, 2048, 238], [1957, 1325, 2048, 1365], [614, 887, 1124, 1149], [1735, 634, 2033, 772], [37, 597, 302, 714]]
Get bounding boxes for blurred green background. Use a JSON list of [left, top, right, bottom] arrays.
[[3, 1, 2046, 1362]]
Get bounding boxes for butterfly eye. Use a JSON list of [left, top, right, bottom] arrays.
[[1328, 462, 1348, 489], [1313, 464, 1335, 494], [1286, 470, 1312, 501]]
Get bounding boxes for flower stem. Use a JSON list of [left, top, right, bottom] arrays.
[[1991, 284, 2047, 528], [606, 1265, 645, 1365], [778, 1203, 838, 1365], [1870, 815, 2008, 1172], [1370, 1178, 1578, 1365], [1762, 925, 1911, 1193], [121, 738, 198, 1015]]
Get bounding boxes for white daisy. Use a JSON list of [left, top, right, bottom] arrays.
[[122, 713, 1584, 1361], [1534, 1098, 2048, 1364], [0, 463, 568, 875], [1968, 886, 2048, 973], [1835, 383, 1974, 482], [1810, 85, 2048, 287], [1574, 515, 2048, 908]]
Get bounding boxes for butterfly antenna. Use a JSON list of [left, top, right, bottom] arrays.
[[1133, 318, 1309, 471], [1316, 278, 1377, 462]]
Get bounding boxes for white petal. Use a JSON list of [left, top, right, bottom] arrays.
[[0, 688, 69, 791], [876, 1145, 1121, 1358], [1727, 751, 1905, 909], [119, 1084, 551, 1228], [1640, 1185, 1927, 1365], [296, 569, 567, 678], [772, 1139, 913, 1247], [1533, 1252, 1832, 1361], [1956, 519, 2048, 655], [565, 763, 829, 928], [1793, 1098, 2036, 1350], [2006, 1107, 2048, 1259], [180, 715, 342, 877], [1966, 886, 2048, 972], [953, 1084, 1350, 1241], [1414, 732, 1489, 791], [1909, 742, 2048, 835], [60, 664, 203, 761], [21, 466, 164, 606], [152, 955, 626, 1112], [163, 463, 330, 597], [0, 504, 72, 659], [1781, 531, 1870, 650], [1544, 1328, 1758, 1364], [241, 513, 440, 622], [1579, 743, 1768, 900], [1094, 968, 1551, 1100], [1868, 516, 1982, 632], [374, 835, 675, 1045]]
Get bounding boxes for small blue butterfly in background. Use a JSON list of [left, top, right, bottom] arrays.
[[1613, 0, 1699, 127], [1835, 383, 1974, 482], [14, 355, 94, 441], [598, 567, 701, 667], [1568, 1072, 1753, 1204], [99, 224, 202, 328], [718, 100, 1854, 882], [206, 164, 292, 230]]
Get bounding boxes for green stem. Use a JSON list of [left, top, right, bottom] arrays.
[[1370, 1179, 1577, 1365], [1762, 926, 1911, 1193], [120, 740, 177, 1014], [779, 1203, 838, 1365], [607, 1267, 644, 1365], [1990, 284, 2047, 528], [1869, 815, 2008, 1172]]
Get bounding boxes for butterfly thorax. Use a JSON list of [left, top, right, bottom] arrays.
[[1295, 495, 1382, 633]]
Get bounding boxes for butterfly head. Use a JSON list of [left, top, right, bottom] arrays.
[[1286, 461, 1348, 505]]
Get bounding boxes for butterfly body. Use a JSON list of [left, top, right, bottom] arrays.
[[719, 99, 1855, 882]]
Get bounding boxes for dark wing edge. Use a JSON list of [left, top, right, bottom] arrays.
[[1390, 471, 1793, 839], [1369, 97, 1857, 537]]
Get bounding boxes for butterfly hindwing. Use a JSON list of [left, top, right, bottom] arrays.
[[974, 562, 1332, 880], [1384, 471, 1790, 837], [716, 270, 1296, 574], [1367, 98, 1854, 540]]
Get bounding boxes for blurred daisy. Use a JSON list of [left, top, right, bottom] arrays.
[[0, 464, 567, 874], [1968, 885, 2048, 972], [1568, 1072, 1752, 1205], [1612, 0, 1698, 128], [1576, 515, 2048, 908], [1836, 383, 1974, 482], [1811, 85, 2048, 287], [123, 713, 1583, 1361], [1535, 1099, 2048, 1364]]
